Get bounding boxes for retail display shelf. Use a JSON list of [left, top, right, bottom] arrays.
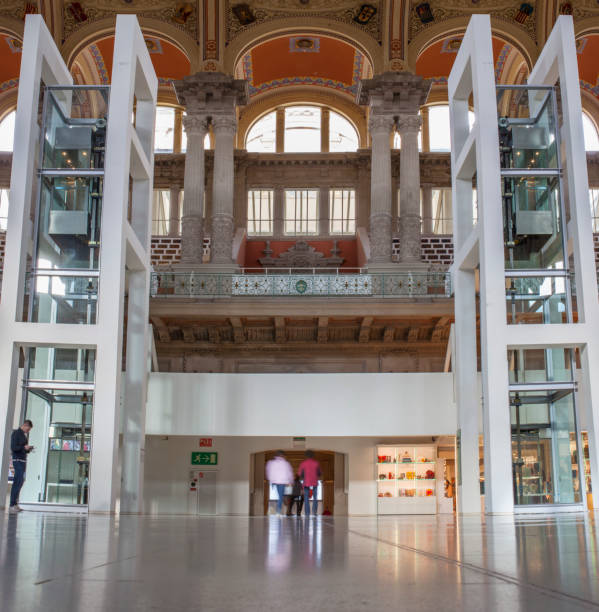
[[376, 444, 438, 515]]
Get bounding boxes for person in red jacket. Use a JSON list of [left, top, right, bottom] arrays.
[[298, 450, 322, 517]]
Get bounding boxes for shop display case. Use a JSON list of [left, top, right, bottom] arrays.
[[376, 445, 437, 514]]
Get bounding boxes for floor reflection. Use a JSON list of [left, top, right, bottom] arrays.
[[1, 512, 598, 611], [264, 516, 325, 572]]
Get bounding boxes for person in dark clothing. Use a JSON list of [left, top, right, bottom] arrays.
[[9, 420, 33, 513], [286, 475, 304, 517]]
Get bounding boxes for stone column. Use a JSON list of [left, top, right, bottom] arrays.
[[319, 186, 330, 235], [357, 72, 431, 268], [398, 114, 423, 264], [321, 107, 330, 153], [421, 105, 430, 153], [173, 71, 248, 267], [368, 113, 395, 263], [421, 184, 433, 234], [211, 115, 237, 264], [273, 186, 284, 237], [275, 107, 285, 153], [169, 186, 181, 236], [173, 108, 183, 153], [180, 115, 206, 264]]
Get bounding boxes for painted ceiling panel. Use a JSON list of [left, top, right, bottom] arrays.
[[0, 34, 22, 90], [243, 36, 364, 97]]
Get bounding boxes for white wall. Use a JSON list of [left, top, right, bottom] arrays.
[[143, 372, 457, 516], [145, 372, 457, 437], [144, 435, 440, 516]]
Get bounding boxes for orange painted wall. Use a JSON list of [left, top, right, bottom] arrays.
[[243, 239, 358, 269], [250, 36, 356, 87]]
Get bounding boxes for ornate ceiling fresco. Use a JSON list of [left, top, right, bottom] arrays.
[[0, 34, 21, 95], [226, 0, 382, 43], [241, 35, 370, 98], [415, 35, 526, 85], [71, 34, 190, 88], [61, 1, 199, 40], [0, 1, 597, 113]]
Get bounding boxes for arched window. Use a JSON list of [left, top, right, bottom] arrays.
[[0, 110, 16, 152], [329, 111, 359, 152], [245, 105, 360, 152], [154, 106, 175, 153], [246, 111, 276, 152], [427, 105, 475, 152], [582, 112, 599, 152], [284, 106, 320, 152]]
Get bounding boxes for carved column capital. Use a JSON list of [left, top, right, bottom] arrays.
[[182, 114, 208, 136], [368, 113, 395, 135], [397, 114, 422, 136], [211, 115, 238, 135]]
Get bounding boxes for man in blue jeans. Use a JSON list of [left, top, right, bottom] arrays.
[[9, 420, 34, 513]]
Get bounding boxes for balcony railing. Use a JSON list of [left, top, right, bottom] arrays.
[[150, 269, 452, 298]]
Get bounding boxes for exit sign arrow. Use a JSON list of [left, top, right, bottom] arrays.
[[191, 452, 218, 466]]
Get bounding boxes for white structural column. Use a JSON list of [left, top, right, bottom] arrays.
[[453, 269, 482, 512], [95, 15, 157, 514], [398, 114, 423, 263], [180, 115, 206, 262], [449, 15, 512, 514], [0, 17, 73, 512], [0, 15, 157, 515], [121, 270, 151, 513], [525, 16, 599, 508], [357, 72, 431, 268], [211, 115, 237, 264], [368, 113, 395, 262]]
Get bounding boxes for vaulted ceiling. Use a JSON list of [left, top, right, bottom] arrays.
[[238, 35, 372, 100]]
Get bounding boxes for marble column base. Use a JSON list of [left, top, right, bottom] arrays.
[[398, 213, 422, 264], [210, 213, 234, 264], [368, 212, 392, 264], [180, 214, 204, 265]]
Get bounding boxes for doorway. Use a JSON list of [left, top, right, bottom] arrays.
[[250, 450, 345, 516]]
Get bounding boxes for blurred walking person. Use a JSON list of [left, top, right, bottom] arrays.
[[298, 450, 321, 517], [265, 450, 293, 516]]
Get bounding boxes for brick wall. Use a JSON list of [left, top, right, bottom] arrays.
[[391, 235, 455, 265], [421, 235, 454, 265], [151, 236, 182, 266], [0, 231, 5, 270], [594, 234, 599, 263]]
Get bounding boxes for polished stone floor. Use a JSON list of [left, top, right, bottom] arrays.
[[1, 512, 599, 611]]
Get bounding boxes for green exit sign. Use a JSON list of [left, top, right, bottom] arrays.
[[191, 452, 218, 466]]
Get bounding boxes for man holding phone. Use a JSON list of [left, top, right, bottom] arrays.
[[9, 420, 34, 513]]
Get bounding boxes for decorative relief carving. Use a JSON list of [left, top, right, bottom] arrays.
[[182, 115, 208, 136], [408, 0, 538, 42], [226, 1, 382, 43], [210, 213, 235, 263], [180, 215, 204, 264], [399, 214, 422, 262], [259, 240, 344, 268], [369, 212, 392, 262], [211, 115, 239, 134], [368, 113, 395, 134], [61, 0, 199, 40], [397, 114, 422, 135]]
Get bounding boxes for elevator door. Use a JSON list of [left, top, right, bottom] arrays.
[[195, 470, 217, 515]]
